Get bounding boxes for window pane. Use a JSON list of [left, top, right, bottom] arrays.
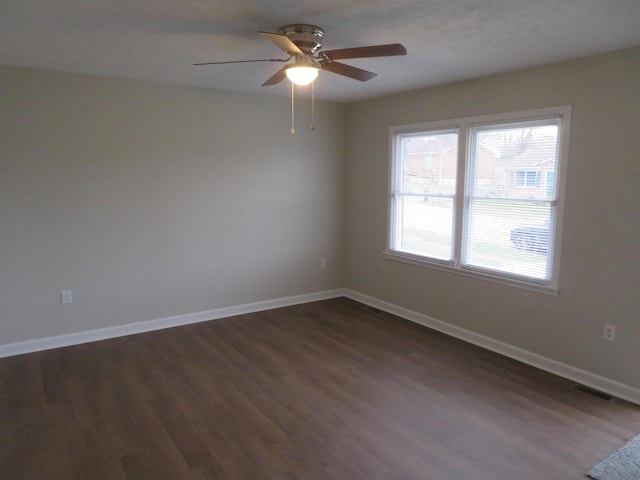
[[397, 131, 458, 196], [468, 123, 559, 200], [464, 199, 552, 279], [393, 195, 453, 260], [391, 130, 458, 261], [463, 120, 560, 280]]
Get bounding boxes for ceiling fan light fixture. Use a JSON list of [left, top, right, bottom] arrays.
[[285, 66, 319, 85]]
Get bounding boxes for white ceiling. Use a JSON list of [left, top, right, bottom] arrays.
[[1, 0, 639, 102]]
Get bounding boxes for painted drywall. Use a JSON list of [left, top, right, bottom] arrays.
[[344, 47, 640, 389], [0, 67, 345, 344]]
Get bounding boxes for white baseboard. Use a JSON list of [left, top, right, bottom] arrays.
[[4, 286, 638, 406], [344, 289, 640, 406], [0, 288, 346, 358]]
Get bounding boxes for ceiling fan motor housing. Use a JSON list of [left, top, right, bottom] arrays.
[[278, 24, 325, 54]]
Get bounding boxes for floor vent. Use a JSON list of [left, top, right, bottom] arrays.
[[365, 306, 383, 314], [573, 384, 614, 401]]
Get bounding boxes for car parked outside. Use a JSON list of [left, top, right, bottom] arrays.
[[510, 221, 550, 253]]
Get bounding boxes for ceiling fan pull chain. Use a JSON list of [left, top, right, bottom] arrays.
[[291, 82, 295, 135], [311, 81, 315, 131]]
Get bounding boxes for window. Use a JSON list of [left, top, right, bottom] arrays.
[[387, 106, 571, 292], [515, 171, 541, 188]]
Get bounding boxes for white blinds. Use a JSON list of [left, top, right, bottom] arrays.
[[391, 130, 458, 261], [462, 120, 560, 280]]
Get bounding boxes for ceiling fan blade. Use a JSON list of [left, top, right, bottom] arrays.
[[322, 43, 407, 60], [193, 58, 288, 66], [259, 31, 303, 56], [321, 61, 377, 82], [262, 67, 288, 86]]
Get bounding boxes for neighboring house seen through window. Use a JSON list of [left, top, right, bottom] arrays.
[[515, 171, 542, 188], [387, 106, 571, 293]]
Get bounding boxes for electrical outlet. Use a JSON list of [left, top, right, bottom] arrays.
[[603, 324, 616, 342], [60, 290, 73, 305], [320, 258, 326, 269]]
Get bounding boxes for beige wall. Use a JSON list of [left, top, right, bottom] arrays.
[[345, 47, 640, 389], [0, 67, 346, 344], [2, 47, 639, 393]]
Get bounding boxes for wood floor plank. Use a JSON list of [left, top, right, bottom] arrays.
[[2, 297, 640, 479]]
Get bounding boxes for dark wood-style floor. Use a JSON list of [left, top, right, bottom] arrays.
[[2, 298, 640, 479]]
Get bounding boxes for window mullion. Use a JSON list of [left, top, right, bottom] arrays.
[[452, 124, 468, 266]]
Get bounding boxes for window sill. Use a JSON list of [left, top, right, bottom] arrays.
[[384, 250, 559, 296]]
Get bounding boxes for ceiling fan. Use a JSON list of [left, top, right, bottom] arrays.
[[194, 24, 407, 86]]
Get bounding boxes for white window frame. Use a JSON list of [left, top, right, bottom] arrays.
[[386, 106, 571, 294]]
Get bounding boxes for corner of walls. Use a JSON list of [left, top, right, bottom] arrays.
[[342, 46, 640, 396]]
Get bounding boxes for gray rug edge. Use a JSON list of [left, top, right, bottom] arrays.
[[586, 434, 640, 480]]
